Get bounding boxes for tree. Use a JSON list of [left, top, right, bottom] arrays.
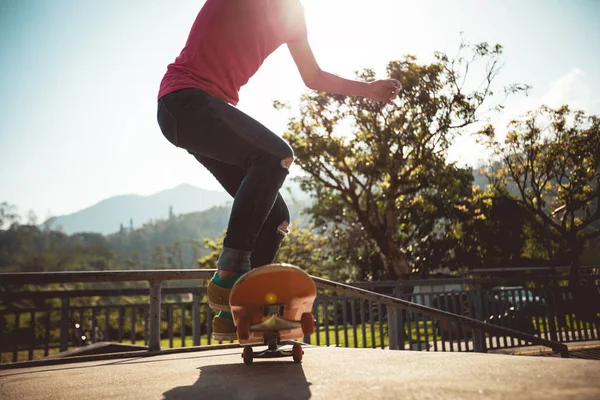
[[188, 239, 203, 266], [0, 202, 20, 230], [273, 222, 339, 279], [452, 184, 536, 270], [280, 41, 525, 280], [167, 241, 184, 269], [198, 223, 339, 279], [150, 245, 168, 269], [0, 223, 115, 273], [26, 210, 38, 226], [482, 105, 600, 275]]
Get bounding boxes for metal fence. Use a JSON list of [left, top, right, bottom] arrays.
[[307, 281, 600, 352], [3, 268, 595, 363], [0, 287, 225, 363]]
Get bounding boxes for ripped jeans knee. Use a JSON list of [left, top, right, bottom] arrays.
[[277, 220, 291, 236], [280, 157, 294, 169]]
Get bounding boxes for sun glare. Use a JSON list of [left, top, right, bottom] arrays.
[[302, 0, 430, 76]]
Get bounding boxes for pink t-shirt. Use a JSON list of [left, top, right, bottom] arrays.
[[158, 0, 308, 105]]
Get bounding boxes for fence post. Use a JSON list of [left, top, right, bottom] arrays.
[[387, 305, 399, 350], [148, 280, 162, 352], [546, 279, 559, 343], [387, 283, 406, 350], [60, 297, 69, 352], [394, 284, 407, 349], [472, 284, 487, 353], [192, 292, 201, 346]]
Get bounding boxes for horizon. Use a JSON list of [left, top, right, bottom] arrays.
[[1, 0, 599, 221]]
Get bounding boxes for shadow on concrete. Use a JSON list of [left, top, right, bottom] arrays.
[[163, 361, 311, 400]]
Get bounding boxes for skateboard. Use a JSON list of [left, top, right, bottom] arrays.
[[229, 263, 317, 365]]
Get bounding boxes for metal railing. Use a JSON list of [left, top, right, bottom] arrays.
[[0, 269, 573, 363], [1, 286, 223, 362], [308, 280, 599, 352], [312, 276, 573, 355]]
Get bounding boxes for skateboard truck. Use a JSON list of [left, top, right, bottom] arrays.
[[242, 334, 304, 365], [241, 312, 304, 365], [238, 311, 315, 365]]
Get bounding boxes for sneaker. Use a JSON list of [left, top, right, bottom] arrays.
[[207, 279, 232, 312], [212, 314, 238, 341]]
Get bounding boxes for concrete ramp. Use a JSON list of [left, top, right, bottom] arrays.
[[1, 345, 599, 400]]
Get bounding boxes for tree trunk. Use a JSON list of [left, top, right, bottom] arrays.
[[566, 239, 593, 321], [386, 244, 411, 280], [567, 239, 581, 288], [385, 244, 413, 343]]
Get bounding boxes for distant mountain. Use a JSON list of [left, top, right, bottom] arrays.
[[46, 184, 232, 235], [43, 168, 491, 236], [44, 181, 313, 235]]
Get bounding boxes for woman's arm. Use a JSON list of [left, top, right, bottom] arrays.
[[288, 39, 401, 104]]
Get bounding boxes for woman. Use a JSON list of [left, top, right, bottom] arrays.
[[157, 0, 401, 340]]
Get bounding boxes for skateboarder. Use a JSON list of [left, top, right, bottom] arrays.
[[156, 0, 401, 340]]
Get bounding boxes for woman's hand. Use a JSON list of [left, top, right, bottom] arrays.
[[365, 79, 402, 104]]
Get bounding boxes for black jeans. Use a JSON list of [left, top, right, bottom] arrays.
[[157, 88, 293, 273]]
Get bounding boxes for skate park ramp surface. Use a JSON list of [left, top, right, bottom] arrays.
[[1, 344, 599, 400]]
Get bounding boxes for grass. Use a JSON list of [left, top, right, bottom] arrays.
[[532, 315, 600, 335], [309, 322, 388, 348], [0, 321, 429, 364], [308, 320, 442, 348], [4, 316, 597, 364]]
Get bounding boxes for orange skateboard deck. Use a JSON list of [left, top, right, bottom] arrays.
[[229, 263, 316, 364]]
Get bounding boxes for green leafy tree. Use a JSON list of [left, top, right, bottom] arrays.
[[452, 184, 537, 270], [273, 222, 339, 279], [198, 222, 339, 279], [280, 41, 525, 280], [188, 239, 203, 266], [108, 206, 230, 270], [482, 105, 600, 275], [150, 245, 168, 269], [0, 222, 115, 273]]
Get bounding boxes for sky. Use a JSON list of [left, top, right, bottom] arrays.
[[0, 0, 599, 221]]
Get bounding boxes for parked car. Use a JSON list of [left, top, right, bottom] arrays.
[[483, 296, 536, 335], [480, 287, 537, 335], [491, 286, 546, 317]]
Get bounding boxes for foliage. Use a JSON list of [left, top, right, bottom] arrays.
[[481, 105, 600, 271], [0, 202, 20, 230], [280, 40, 525, 280], [198, 222, 343, 279], [0, 205, 232, 274], [452, 184, 536, 270], [0, 223, 114, 273], [107, 206, 230, 270]]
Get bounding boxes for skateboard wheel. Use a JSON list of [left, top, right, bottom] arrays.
[[237, 317, 250, 341], [242, 346, 253, 365], [292, 343, 303, 363], [301, 312, 315, 335]]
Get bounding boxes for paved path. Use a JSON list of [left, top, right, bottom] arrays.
[[1, 345, 599, 400]]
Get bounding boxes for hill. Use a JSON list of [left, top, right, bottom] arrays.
[[45, 184, 232, 235], [107, 205, 232, 269], [44, 181, 312, 236]]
